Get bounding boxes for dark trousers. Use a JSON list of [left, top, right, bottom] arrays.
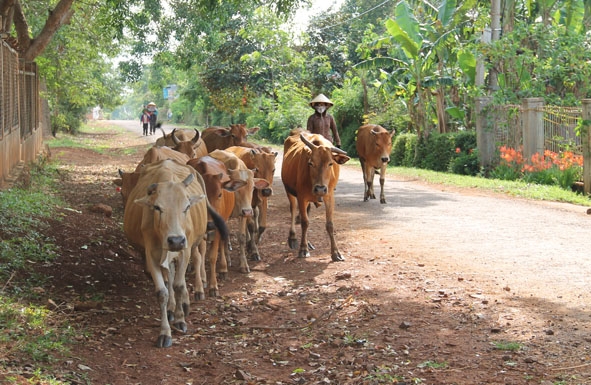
[[143, 123, 149, 135]]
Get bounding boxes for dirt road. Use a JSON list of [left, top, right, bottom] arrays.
[[42, 120, 591, 384]]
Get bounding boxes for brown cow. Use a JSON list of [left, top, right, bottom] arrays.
[[114, 146, 190, 207], [356, 124, 395, 204], [201, 124, 259, 151], [226, 145, 277, 260], [281, 130, 350, 261], [187, 155, 248, 297], [154, 124, 208, 158], [208, 149, 270, 275], [123, 159, 227, 347]]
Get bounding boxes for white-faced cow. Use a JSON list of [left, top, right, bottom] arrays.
[[281, 130, 350, 261], [123, 159, 227, 347], [207, 149, 270, 274], [201, 124, 259, 151], [355, 124, 395, 204], [226, 145, 277, 261], [187, 155, 248, 297]]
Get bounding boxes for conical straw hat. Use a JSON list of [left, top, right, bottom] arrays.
[[309, 94, 333, 107]]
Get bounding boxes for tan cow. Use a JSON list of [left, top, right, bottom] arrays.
[[123, 159, 227, 347], [208, 149, 270, 275], [187, 155, 248, 297], [281, 130, 350, 261], [201, 124, 259, 151], [226, 145, 277, 260], [355, 124, 395, 204]]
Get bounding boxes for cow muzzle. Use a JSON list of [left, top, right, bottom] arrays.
[[381, 156, 390, 163], [241, 208, 254, 217], [167, 236, 187, 251], [313, 185, 328, 196], [261, 187, 272, 197]]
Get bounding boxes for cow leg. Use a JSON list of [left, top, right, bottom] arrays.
[[166, 259, 176, 322], [218, 231, 229, 280], [360, 158, 370, 201], [324, 194, 344, 262], [287, 193, 299, 250], [207, 234, 221, 297], [256, 197, 268, 243], [367, 165, 376, 200], [146, 250, 173, 348], [192, 241, 206, 301], [298, 199, 311, 258], [237, 216, 251, 273], [171, 250, 190, 334], [379, 163, 387, 204], [246, 214, 261, 261]]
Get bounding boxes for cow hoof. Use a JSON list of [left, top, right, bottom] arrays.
[[208, 288, 219, 297], [156, 335, 173, 348], [218, 271, 227, 281], [173, 321, 187, 333], [370, 194, 376, 199], [240, 266, 251, 274], [250, 253, 261, 261], [331, 253, 345, 262], [167, 310, 174, 322], [298, 250, 310, 258], [194, 292, 205, 301], [288, 238, 298, 249], [380, 199, 387, 204], [363, 196, 369, 202]]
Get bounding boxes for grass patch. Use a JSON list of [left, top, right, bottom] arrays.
[[0, 161, 73, 383], [376, 166, 591, 207], [47, 122, 143, 155], [492, 340, 522, 351]]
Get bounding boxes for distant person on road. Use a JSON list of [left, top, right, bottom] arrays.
[[306, 94, 341, 148], [147, 102, 158, 135], [140, 108, 150, 136]]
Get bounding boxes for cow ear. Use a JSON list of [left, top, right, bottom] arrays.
[[272, 151, 278, 158], [253, 178, 270, 190], [113, 178, 123, 186], [333, 153, 351, 165], [224, 179, 247, 192], [247, 126, 260, 135], [189, 194, 206, 206], [215, 128, 231, 137]]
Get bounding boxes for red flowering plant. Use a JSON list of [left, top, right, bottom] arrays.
[[491, 146, 583, 190]]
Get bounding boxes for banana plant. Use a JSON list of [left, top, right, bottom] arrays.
[[355, 0, 477, 138]]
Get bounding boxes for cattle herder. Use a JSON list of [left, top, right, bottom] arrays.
[[306, 94, 341, 148]]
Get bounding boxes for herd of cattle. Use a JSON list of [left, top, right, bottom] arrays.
[[113, 122, 394, 347]]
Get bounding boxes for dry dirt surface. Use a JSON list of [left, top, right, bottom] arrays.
[[7, 119, 591, 385]]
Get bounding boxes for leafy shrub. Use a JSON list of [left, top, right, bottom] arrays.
[[450, 151, 480, 176], [420, 133, 455, 172], [391, 133, 412, 166]]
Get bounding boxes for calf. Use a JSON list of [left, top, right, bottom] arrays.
[[355, 124, 395, 204]]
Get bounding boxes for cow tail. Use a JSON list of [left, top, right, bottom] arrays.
[[207, 203, 229, 242]]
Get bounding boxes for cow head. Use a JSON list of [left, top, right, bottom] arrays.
[[134, 173, 205, 251], [244, 148, 277, 197], [301, 133, 350, 201], [371, 126, 395, 164], [171, 128, 201, 158], [116, 169, 141, 207]]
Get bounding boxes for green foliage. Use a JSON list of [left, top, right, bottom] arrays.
[[449, 151, 480, 176], [420, 133, 455, 172], [492, 341, 522, 351], [392, 133, 415, 166], [258, 84, 311, 144]]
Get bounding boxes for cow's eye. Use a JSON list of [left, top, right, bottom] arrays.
[[308, 161, 313, 167], [154, 205, 162, 212], [329, 162, 334, 167], [183, 205, 191, 213], [218, 193, 223, 198]]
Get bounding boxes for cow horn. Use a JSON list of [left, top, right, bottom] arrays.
[[171, 128, 180, 145], [118, 169, 124, 177], [331, 146, 348, 155], [182, 173, 195, 186], [300, 133, 317, 150], [192, 129, 200, 143], [159, 125, 167, 138]]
